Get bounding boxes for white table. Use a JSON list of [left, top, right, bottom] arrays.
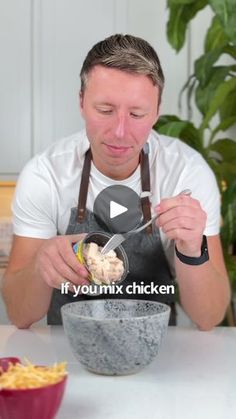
[[0, 326, 236, 419]]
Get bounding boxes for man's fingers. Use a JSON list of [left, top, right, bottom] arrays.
[[57, 238, 88, 277], [163, 228, 200, 243], [66, 233, 87, 244], [159, 216, 196, 234], [156, 194, 200, 213], [51, 252, 88, 283], [157, 206, 200, 226], [43, 258, 89, 289], [154, 194, 207, 253]]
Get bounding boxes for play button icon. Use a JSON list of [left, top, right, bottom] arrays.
[[93, 185, 142, 233], [110, 201, 128, 219]]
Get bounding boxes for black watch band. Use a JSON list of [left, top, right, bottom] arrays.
[[175, 235, 209, 265]]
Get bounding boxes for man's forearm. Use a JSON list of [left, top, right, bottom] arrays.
[[176, 257, 231, 330], [1, 264, 53, 329]]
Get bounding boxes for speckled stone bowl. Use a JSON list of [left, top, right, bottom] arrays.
[[61, 299, 170, 375]]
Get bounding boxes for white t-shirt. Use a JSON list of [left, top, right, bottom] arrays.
[[12, 129, 220, 257]]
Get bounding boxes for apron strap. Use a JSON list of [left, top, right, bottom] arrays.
[[77, 148, 92, 222], [77, 147, 152, 234], [140, 149, 152, 234]]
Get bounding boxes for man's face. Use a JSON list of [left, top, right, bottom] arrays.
[[80, 65, 160, 179]]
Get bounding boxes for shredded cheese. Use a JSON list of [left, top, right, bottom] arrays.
[[0, 359, 67, 389]]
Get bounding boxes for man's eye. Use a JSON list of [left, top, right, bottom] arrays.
[[130, 112, 145, 119], [97, 108, 113, 114]]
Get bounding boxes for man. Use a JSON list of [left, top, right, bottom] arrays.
[[2, 34, 230, 329]]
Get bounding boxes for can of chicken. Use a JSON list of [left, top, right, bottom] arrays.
[[72, 232, 129, 288]]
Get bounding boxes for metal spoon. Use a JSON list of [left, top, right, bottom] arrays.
[[101, 188, 191, 254]]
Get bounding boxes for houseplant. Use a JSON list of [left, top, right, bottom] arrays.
[[153, 0, 236, 305]]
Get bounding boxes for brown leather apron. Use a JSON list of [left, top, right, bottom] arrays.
[[48, 148, 176, 325]]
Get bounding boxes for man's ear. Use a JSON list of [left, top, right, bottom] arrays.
[[79, 91, 84, 117], [153, 108, 160, 126]]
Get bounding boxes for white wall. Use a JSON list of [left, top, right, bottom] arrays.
[[0, 0, 191, 180], [0, 1, 216, 325], [0, 0, 32, 177]]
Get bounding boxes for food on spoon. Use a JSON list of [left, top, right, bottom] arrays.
[[83, 242, 124, 285]]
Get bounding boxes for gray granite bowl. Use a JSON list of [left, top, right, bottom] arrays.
[[61, 299, 170, 375]]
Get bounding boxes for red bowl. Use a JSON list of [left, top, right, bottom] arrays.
[[0, 358, 67, 419], [0, 357, 21, 373]]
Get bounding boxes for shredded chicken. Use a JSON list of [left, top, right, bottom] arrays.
[[83, 242, 124, 285]]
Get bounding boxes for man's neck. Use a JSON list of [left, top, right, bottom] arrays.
[[92, 155, 140, 180]]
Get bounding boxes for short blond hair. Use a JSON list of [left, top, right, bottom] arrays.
[[80, 34, 165, 105]]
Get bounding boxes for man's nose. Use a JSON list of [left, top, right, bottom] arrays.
[[114, 113, 128, 139]]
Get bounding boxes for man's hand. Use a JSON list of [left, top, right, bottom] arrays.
[[34, 234, 89, 291], [155, 193, 207, 257], [2, 233, 90, 327]]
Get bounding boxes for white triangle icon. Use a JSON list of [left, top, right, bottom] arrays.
[[110, 201, 128, 219]]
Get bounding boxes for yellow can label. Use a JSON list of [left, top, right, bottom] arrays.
[[73, 241, 96, 284]]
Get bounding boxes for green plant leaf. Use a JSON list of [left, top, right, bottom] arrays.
[[200, 77, 236, 131], [220, 162, 236, 182], [219, 90, 236, 120], [223, 45, 236, 59], [211, 117, 236, 139], [194, 49, 223, 87], [222, 204, 236, 243], [178, 75, 194, 106], [210, 139, 236, 163], [164, 0, 236, 291], [180, 123, 205, 154], [168, 0, 196, 4], [222, 252, 236, 291], [221, 178, 236, 251], [205, 15, 229, 52], [222, 178, 236, 215], [155, 115, 181, 124], [185, 78, 197, 117], [155, 121, 190, 137], [167, 0, 208, 51], [154, 118, 204, 153], [209, 0, 236, 44], [208, 159, 236, 189], [153, 115, 181, 131], [195, 66, 230, 115]]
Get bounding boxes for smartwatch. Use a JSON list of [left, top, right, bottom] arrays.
[[175, 235, 209, 265]]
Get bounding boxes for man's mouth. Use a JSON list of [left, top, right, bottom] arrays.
[[104, 144, 132, 153]]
